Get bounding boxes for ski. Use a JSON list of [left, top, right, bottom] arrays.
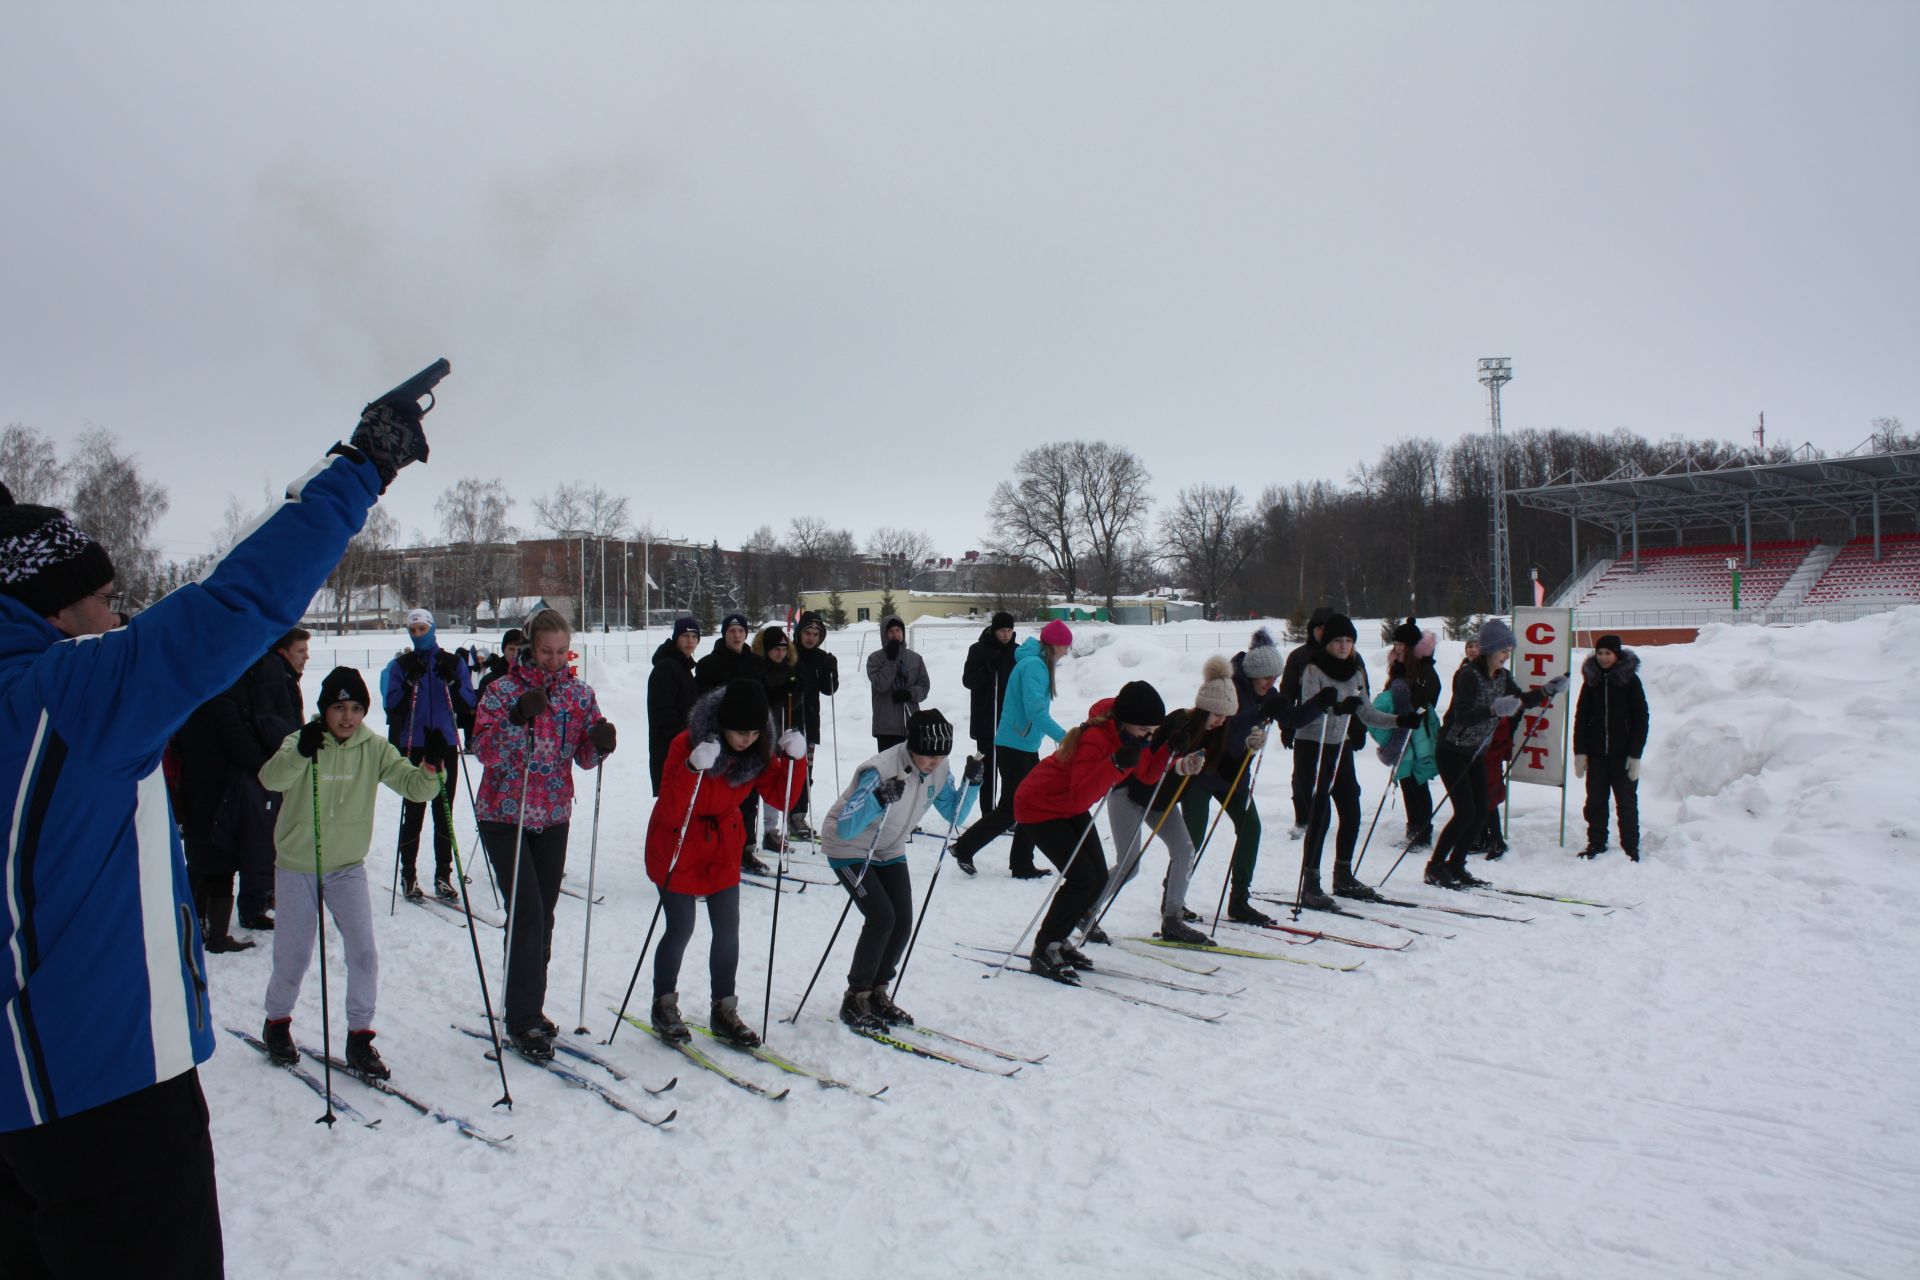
[[1112, 940, 1224, 975], [225, 1027, 379, 1128], [452, 1026, 677, 1126], [1368, 893, 1534, 923], [822, 1017, 1023, 1076], [411, 893, 503, 930], [1215, 918, 1412, 952], [955, 942, 1237, 997], [558, 883, 605, 905], [963, 956, 1229, 1022], [481, 1016, 677, 1094], [1477, 887, 1630, 909], [688, 1022, 888, 1099], [738, 872, 807, 895], [608, 1010, 791, 1100], [298, 1043, 511, 1145], [752, 863, 838, 888], [1249, 897, 1454, 938], [1123, 936, 1364, 973], [905, 1023, 1048, 1065]]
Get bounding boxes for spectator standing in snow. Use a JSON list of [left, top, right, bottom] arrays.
[[647, 616, 701, 793], [476, 627, 524, 704], [1369, 620, 1442, 851], [789, 611, 840, 841], [0, 391, 428, 1277], [257, 667, 442, 1080], [380, 608, 474, 901], [472, 609, 615, 1062], [866, 615, 929, 752], [1573, 634, 1649, 861], [697, 612, 770, 875], [949, 620, 1071, 878], [960, 611, 1020, 812]]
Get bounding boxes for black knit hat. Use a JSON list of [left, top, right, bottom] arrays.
[[672, 615, 700, 640], [1391, 616, 1422, 646], [0, 492, 116, 619], [317, 666, 371, 713], [907, 708, 954, 757], [1111, 681, 1166, 726], [990, 610, 1015, 631], [501, 628, 526, 648], [1595, 634, 1624, 655], [1321, 613, 1358, 644], [882, 615, 905, 637], [721, 612, 749, 636], [718, 678, 769, 731], [797, 611, 826, 639], [759, 626, 789, 650]]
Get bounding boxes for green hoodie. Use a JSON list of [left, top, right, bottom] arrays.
[[260, 722, 443, 873]]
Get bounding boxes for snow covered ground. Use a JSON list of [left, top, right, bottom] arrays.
[[204, 611, 1920, 1278]]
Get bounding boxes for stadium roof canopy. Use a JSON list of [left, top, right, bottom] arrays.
[[1509, 448, 1920, 538]]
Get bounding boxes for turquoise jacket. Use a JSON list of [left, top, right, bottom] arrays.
[[993, 638, 1066, 754], [1369, 685, 1438, 785]]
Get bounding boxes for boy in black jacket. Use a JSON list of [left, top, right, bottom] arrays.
[[1573, 634, 1650, 861]]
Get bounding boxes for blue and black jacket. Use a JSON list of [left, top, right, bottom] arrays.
[[0, 449, 381, 1132]]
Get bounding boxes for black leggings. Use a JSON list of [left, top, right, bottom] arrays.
[[1431, 744, 1490, 869], [952, 747, 1039, 871], [838, 860, 914, 988], [653, 885, 742, 1000], [479, 820, 570, 1035], [1400, 778, 1434, 838], [1023, 814, 1109, 950], [1300, 740, 1361, 876]]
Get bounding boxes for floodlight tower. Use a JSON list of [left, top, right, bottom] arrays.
[[1478, 358, 1514, 615]]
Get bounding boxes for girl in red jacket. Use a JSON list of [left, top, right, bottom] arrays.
[[1013, 681, 1167, 983], [644, 678, 806, 1045]]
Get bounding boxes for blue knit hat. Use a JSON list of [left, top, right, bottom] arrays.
[[1478, 618, 1517, 654]]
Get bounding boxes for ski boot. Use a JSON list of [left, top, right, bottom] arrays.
[[509, 1026, 555, 1062], [1449, 857, 1491, 889], [433, 876, 459, 903], [1424, 856, 1462, 889], [760, 830, 784, 855], [1029, 941, 1081, 985], [1297, 873, 1336, 912], [1009, 863, 1051, 880], [345, 1029, 391, 1080], [740, 847, 771, 877], [839, 988, 888, 1033], [202, 897, 255, 953], [1404, 828, 1432, 850], [1158, 916, 1212, 946], [952, 850, 978, 877], [866, 985, 914, 1026], [1576, 843, 1608, 859], [1059, 940, 1097, 971], [787, 814, 815, 842], [651, 993, 692, 1044], [1332, 858, 1380, 902], [262, 1017, 298, 1066], [1082, 922, 1110, 946], [710, 995, 762, 1048], [237, 901, 276, 930], [402, 876, 425, 902], [1226, 894, 1275, 926]]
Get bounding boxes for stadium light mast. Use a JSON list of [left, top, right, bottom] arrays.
[[1478, 357, 1514, 615]]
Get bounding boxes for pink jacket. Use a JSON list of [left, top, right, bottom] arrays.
[[473, 658, 604, 829]]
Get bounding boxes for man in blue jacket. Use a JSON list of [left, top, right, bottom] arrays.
[[381, 608, 473, 901], [0, 387, 432, 1277]]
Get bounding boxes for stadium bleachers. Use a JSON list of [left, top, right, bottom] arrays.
[[1802, 532, 1920, 606], [1574, 540, 1816, 612]]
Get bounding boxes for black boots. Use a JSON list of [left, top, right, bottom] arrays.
[[201, 897, 255, 953], [432, 876, 459, 903], [1297, 870, 1336, 911], [262, 1017, 298, 1066], [509, 1026, 555, 1061], [345, 1029, 390, 1079], [1226, 894, 1275, 926], [1158, 916, 1211, 946], [1029, 940, 1081, 985], [839, 988, 887, 1032], [402, 876, 425, 902], [1332, 855, 1380, 902], [740, 845, 771, 877], [651, 993, 691, 1044], [710, 995, 761, 1048], [866, 985, 913, 1026], [1010, 863, 1050, 880]]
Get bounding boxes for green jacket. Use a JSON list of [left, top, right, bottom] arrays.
[[260, 723, 443, 873]]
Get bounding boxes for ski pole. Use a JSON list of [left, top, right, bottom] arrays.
[[310, 761, 337, 1128], [390, 677, 422, 914], [458, 750, 502, 910], [786, 801, 891, 1025], [497, 723, 535, 1034], [1352, 718, 1417, 879], [986, 792, 1112, 980], [1378, 696, 1548, 888], [572, 761, 606, 1036], [1280, 733, 1341, 926], [829, 691, 841, 795], [1206, 730, 1278, 933], [1090, 768, 1194, 934], [761, 750, 800, 1044], [1075, 767, 1172, 943], [1185, 727, 1263, 884], [892, 770, 980, 1001], [605, 769, 704, 1044], [440, 763, 513, 1109]]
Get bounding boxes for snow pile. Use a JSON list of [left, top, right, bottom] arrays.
[[203, 611, 1920, 1277]]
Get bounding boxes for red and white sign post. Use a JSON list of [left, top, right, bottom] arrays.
[[1510, 606, 1574, 846]]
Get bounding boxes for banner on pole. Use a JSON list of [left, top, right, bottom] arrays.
[[1510, 607, 1573, 788]]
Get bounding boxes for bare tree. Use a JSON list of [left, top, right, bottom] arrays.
[[436, 478, 516, 621], [985, 442, 1080, 600], [66, 428, 169, 608], [0, 425, 68, 504], [326, 506, 399, 633], [1159, 483, 1258, 620], [1072, 442, 1152, 611], [866, 526, 935, 588], [532, 482, 629, 539], [786, 516, 860, 592]]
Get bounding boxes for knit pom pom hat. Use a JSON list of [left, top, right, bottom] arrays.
[[1194, 655, 1238, 717], [1241, 627, 1283, 680]]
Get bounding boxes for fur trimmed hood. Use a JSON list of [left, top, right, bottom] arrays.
[[1581, 649, 1641, 686], [687, 686, 774, 787]]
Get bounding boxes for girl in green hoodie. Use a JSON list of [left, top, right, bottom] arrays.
[[256, 667, 442, 1078]]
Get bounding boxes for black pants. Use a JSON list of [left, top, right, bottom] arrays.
[[738, 793, 760, 851], [839, 860, 914, 988], [397, 745, 456, 882], [182, 828, 238, 915], [1300, 740, 1361, 879], [1024, 814, 1109, 950], [1290, 742, 1317, 827], [952, 747, 1039, 871], [1585, 754, 1640, 854], [971, 737, 997, 812], [653, 885, 741, 1000], [0, 1069, 223, 1279], [1432, 744, 1489, 870], [790, 747, 816, 819], [1400, 777, 1434, 841], [480, 820, 570, 1035], [875, 733, 906, 752]]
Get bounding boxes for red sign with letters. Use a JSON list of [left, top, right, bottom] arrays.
[[1510, 607, 1572, 788]]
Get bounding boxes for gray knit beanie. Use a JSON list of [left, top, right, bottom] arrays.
[[1478, 617, 1517, 654], [1241, 627, 1283, 681]]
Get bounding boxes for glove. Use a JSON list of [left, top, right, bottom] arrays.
[[778, 729, 807, 759], [1174, 752, 1206, 776], [874, 776, 907, 806], [1396, 712, 1422, 729], [1334, 695, 1363, 716], [1111, 742, 1142, 771], [510, 688, 549, 725], [883, 639, 902, 659], [296, 720, 328, 759], [1626, 757, 1641, 782], [398, 651, 428, 681], [1543, 673, 1570, 697], [1310, 687, 1338, 709], [1245, 725, 1267, 752], [687, 738, 721, 772], [1573, 754, 1587, 778], [434, 651, 460, 682], [589, 721, 617, 754], [345, 392, 429, 493], [1491, 694, 1522, 717], [961, 755, 985, 788], [890, 687, 911, 703]]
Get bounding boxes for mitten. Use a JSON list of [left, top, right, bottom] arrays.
[[510, 688, 549, 725], [961, 755, 985, 787], [687, 738, 722, 771], [1626, 757, 1641, 782], [1111, 742, 1142, 770], [1396, 712, 1422, 729], [1174, 752, 1206, 776], [1573, 755, 1587, 778], [296, 720, 328, 759], [890, 687, 911, 703], [1543, 673, 1570, 696], [778, 729, 807, 759], [1245, 726, 1268, 752], [434, 651, 459, 682], [345, 396, 429, 492], [1334, 695, 1363, 716], [1491, 694, 1522, 717], [874, 777, 907, 806], [399, 651, 428, 681], [589, 721, 617, 754], [1311, 687, 1338, 709]]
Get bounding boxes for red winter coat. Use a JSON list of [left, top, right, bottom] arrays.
[[644, 692, 805, 897], [1485, 715, 1515, 808], [1013, 698, 1168, 825]]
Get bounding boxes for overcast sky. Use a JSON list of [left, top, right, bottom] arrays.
[[3, 1, 1914, 565]]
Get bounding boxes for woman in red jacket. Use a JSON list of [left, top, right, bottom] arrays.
[[1013, 681, 1167, 983], [644, 678, 806, 1046]]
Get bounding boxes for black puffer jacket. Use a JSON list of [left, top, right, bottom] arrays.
[[1278, 606, 1335, 747], [960, 624, 1019, 741], [695, 638, 764, 692], [648, 637, 698, 788], [1573, 650, 1649, 759], [170, 650, 303, 832], [793, 613, 840, 745]]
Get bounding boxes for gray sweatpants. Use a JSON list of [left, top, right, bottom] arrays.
[[1100, 789, 1198, 922], [265, 863, 379, 1032]]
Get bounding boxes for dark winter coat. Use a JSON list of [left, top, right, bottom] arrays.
[[761, 650, 801, 735], [793, 629, 839, 745], [644, 689, 804, 897], [171, 650, 304, 838], [381, 644, 474, 751], [694, 638, 763, 693], [1277, 607, 1335, 747], [1439, 661, 1549, 754], [477, 653, 512, 702], [647, 638, 698, 783], [960, 624, 1019, 742], [866, 641, 930, 739], [1573, 650, 1649, 760]]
